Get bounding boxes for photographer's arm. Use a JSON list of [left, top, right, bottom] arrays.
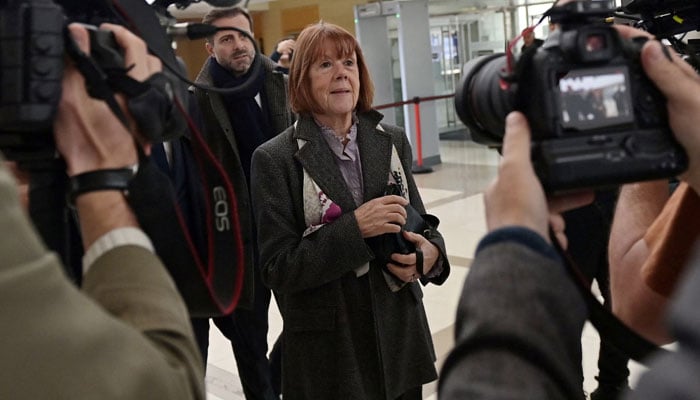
[[439, 113, 593, 399], [606, 25, 700, 345], [54, 23, 147, 250], [0, 24, 204, 399], [70, 23, 204, 397], [608, 181, 672, 344]]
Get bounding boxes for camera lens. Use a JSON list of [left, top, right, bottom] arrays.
[[454, 53, 513, 145]]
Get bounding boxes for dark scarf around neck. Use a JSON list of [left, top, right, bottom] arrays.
[[209, 56, 272, 182]]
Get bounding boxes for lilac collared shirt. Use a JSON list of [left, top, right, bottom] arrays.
[[314, 116, 444, 280], [315, 116, 364, 206]]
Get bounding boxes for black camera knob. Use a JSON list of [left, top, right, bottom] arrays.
[[33, 61, 52, 77], [32, 36, 54, 54], [636, 92, 659, 124], [32, 82, 60, 102], [623, 135, 639, 154]]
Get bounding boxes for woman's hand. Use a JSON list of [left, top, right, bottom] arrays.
[[354, 195, 408, 238], [387, 231, 440, 282]]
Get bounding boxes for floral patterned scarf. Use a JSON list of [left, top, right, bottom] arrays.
[[297, 123, 409, 291]]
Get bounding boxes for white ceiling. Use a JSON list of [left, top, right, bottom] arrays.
[[169, 0, 275, 18], [169, 0, 538, 19]]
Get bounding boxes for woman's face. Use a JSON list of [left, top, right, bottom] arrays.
[[309, 40, 360, 121]]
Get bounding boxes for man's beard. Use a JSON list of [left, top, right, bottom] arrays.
[[226, 50, 253, 75]]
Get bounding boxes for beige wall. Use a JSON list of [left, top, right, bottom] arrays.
[[175, 1, 364, 81], [261, 0, 363, 53]]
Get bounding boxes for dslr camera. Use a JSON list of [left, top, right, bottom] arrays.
[[455, 0, 688, 192]]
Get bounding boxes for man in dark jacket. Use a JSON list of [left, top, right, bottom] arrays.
[[520, 27, 544, 53], [189, 6, 293, 400]]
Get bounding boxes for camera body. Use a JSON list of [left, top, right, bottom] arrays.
[[518, 23, 687, 191], [455, 0, 688, 192], [0, 0, 66, 164]]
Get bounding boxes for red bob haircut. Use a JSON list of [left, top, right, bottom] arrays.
[[288, 21, 375, 115]]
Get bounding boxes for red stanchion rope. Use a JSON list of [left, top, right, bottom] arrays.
[[373, 93, 454, 110], [373, 93, 455, 168]]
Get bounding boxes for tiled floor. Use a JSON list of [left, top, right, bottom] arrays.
[[205, 139, 646, 400]]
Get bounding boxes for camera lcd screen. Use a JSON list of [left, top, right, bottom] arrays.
[[558, 66, 634, 131]]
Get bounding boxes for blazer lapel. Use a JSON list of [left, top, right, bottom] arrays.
[[357, 112, 393, 203], [293, 117, 357, 211]]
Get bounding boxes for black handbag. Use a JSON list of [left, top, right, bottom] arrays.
[[368, 184, 440, 275]]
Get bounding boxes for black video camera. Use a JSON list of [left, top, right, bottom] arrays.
[[0, 0, 210, 168], [0, 0, 66, 165], [455, 0, 688, 192], [0, 0, 249, 316], [622, 0, 700, 39], [621, 0, 700, 71]]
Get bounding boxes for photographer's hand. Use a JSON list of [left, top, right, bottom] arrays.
[[54, 23, 161, 249], [642, 43, 700, 191], [485, 112, 593, 246], [616, 25, 700, 192], [276, 39, 295, 55], [55, 23, 161, 176]]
